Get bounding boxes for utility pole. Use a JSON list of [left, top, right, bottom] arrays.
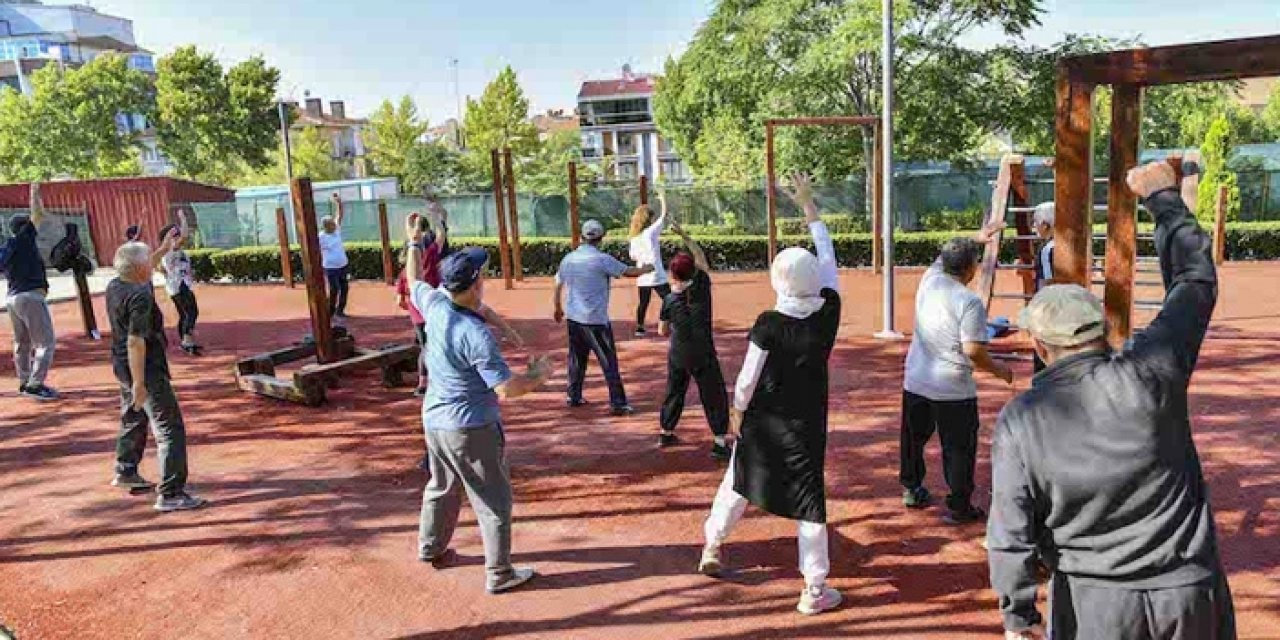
[[278, 100, 295, 181], [450, 58, 464, 148], [875, 0, 902, 340]]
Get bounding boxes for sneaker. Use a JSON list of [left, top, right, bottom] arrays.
[[419, 548, 457, 570], [20, 384, 59, 401], [413, 386, 427, 398], [154, 492, 208, 512], [610, 405, 636, 417], [634, 327, 647, 338], [487, 567, 536, 594], [17, 384, 27, 395], [566, 398, 588, 408], [111, 472, 155, 490], [709, 443, 731, 462], [797, 584, 843, 615], [903, 486, 932, 509], [942, 504, 987, 525], [658, 432, 679, 448], [697, 545, 722, 576]]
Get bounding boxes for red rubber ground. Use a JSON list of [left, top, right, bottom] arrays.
[[1, 265, 1277, 639]]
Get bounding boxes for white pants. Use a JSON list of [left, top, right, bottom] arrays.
[[702, 452, 830, 587]]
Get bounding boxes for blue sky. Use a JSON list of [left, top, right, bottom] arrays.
[[93, 0, 1279, 124]]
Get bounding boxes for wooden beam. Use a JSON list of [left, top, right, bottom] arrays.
[[502, 148, 524, 282], [979, 155, 1019, 309], [639, 174, 649, 208], [1214, 185, 1229, 266], [1104, 84, 1142, 348], [1053, 72, 1095, 288], [291, 177, 336, 364], [1008, 160, 1035, 299], [377, 201, 394, 285], [568, 161, 581, 248], [765, 122, 778, 264], [237, 373, 325, 407], [73, 270, 98, 339], [490, 149, 514, 290], [872, 124, 883, 275], [276, 207, 294, 288], [1062, 34, 1280, 87], [765, 117, 880, 127]]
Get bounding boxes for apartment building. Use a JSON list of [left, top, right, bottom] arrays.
[[577, 65, 689, 183], [289, 97, 369, 179]]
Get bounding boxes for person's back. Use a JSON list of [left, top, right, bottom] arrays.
[[557, 244, 622, 326], [418, 286, 505, 429], [662, 269, 715, 363], [904, 266, 986, 401], [4, 216, 50, 295], [105, 277, 169, 382]]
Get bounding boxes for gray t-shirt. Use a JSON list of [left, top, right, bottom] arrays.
[[903, 263, 989, 401], [555, 244, 628, 326]]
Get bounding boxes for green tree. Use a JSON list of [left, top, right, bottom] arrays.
[[231, 126, 343, 187], [402, 140, 464, 194], [1198, 115, 1241, 223], [367, 96, 431, 181], [464, 66, 539, 156], [0, 53, 151, 181], [692, 113, 761, 188], [154, 46, 281, 184], [518, 129, 597, 197], [1262, 83, 1280, 138]]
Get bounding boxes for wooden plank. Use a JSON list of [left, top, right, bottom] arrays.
[[639, 174, 649, 208], [1062, 34, 1280, 87], [1104, 84, 1142, 348], [765, 123, 778, 264], [490, 149, 514, 290], [1008, 161, 1036, 299], [568, 162, 581, 248], [1053, 72, 1095, 288], [291, 177, 336, 363], [872, 124, 883, 275], [378, 201, 394, 285], [276, 207, 294, 288], [502, 148, 524, 282], [1214, 184, 1228, 266], [296, 344, 419, 391], [978, 155, 1019, 309], [72, 270, 99, 339], [237, 373, 324, 407], [766, 117, 880, 127]]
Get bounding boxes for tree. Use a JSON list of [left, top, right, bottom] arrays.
[[692, 113, 761, 188], [231, 126, 343, 187], [463, 66, 539, 163], [1262, 83, 1280, 139], [154, 46, 281, 184], [1198, 115, 1241, 223], [367, 96, 430, 182], [0, 53, 151, 181], [518, 129, 594, 197], [402, 141, 463, 194]]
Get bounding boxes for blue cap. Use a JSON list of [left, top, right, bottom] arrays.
[[439, 247, 489, 292]]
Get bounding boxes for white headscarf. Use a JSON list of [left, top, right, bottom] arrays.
[[771, 247, 825, 319]]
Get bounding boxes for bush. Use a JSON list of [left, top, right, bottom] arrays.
[[777, 214, 869, 235], [920, 206, 986, 232]]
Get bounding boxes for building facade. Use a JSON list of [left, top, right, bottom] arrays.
[[577, 66, 689, 183], [289, 97, 369, 180]]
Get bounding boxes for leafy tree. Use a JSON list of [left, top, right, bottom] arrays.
[[231, 126, 343, 187], [402, 140, 464, 194], [692, 113, 761, 188], [367, 95, 430, 182], [0, 53, 151, 181], [1197, 115, 1241, 223], [464, 66, 539, 156], [518, 129, 599, 197], [1262, 83, 1280, 139], [154, 46, 281, 184]]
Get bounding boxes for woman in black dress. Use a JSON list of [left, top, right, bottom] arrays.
[[697, 173, 843, 615]]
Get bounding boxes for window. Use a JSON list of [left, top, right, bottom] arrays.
[[128, 54, 155, 73], [657, 134, 674, 154], [617, 161, 639, 180], [583, 98, 652, 126], [661, 159, 690, 182], [617, 133, 639, 156]]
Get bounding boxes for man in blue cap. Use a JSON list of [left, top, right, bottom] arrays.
[[404, 213, 552, 594]]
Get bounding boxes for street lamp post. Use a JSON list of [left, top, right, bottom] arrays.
[[875, 0, 903, 340]]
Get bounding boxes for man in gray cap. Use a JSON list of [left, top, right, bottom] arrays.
[[553, 219, 653, 415], [987, 161, 1234, 640]]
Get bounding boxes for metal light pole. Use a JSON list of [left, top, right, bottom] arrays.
[[278, 100, 295, 181], [875, 0, 903, 340]]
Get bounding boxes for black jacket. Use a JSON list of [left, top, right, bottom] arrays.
[[987, 188, 1221, 631]]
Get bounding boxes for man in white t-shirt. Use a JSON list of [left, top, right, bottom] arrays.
[[900, 225, 1013, 525], [318, 193, 351, 319]]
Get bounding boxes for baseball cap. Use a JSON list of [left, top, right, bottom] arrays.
[[438, 247, 489, 292], [581, 220, 605, 241], [1019, 284, 1106, 347]]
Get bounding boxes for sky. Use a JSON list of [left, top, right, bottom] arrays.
[[90, 0, 1280, 124]]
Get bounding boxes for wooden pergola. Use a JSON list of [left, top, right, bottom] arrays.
[[1054, 34, 1280, 346]]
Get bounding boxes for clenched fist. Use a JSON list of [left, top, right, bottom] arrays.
[[1126, 162, 1177, 200]]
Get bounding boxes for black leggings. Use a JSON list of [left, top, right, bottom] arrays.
[[326, 266, 350, 317], [171, 284, 199, 340], [636, 284, 671, 327]]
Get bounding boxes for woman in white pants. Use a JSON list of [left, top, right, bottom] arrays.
[[698, 173, 842, 615]]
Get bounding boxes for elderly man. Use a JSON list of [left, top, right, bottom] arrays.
[[553, 219, 653, 416], [988, 161, 1234, 640], [406, 214, 552, 594], [2, 184, 59, 400], [107, 233, 206, 512], [900, 225, 1013, 524], [319, 193, 350, 319]]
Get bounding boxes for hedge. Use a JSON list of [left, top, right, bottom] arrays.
[[187, 222, 1280, 283]]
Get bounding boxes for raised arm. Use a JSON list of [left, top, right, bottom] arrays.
[[29, 182, 45, 227], [987, 414, 1047, 639], [669, 218, 710, 273], [404, 213, 424, 283], [781, 172, 838, 291], [178, 209, 190, 239], [331, 194, 345, 228], [429, 203, 449, 249], [151, 228, 177, 270]]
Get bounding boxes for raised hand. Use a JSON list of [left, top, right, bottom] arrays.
[[976, 220, 1008, 243], [782, 172, 816, 208], [405, 212, 424, 243], [1126, 161, 1178, 200]]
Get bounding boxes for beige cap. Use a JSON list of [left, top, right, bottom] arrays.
[[1019, 284, 1106, 347]]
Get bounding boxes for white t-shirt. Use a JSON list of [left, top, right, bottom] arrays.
[[161, 250, 194, 296], [629, 214, 667, 287], [319, 229, 348, 270], [904, 263, 989, 401]]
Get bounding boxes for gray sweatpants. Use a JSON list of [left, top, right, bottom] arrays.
[[116, 377, 189, 497], [7, 291, 55, 387], [1049, 572, 1236, 640], [418, 424, 515, 588]]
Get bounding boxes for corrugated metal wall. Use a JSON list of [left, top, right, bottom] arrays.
[[0, 177, 234, 265]]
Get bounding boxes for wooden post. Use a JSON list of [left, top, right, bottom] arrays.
[[490, 149, 514, 290], [502, 147, 524, 282], [1214, 184, 1229, 266], [291, 178, 336, 364], [377, 201, 394, 285], [1008, 160, 1034, 298], [1104, 84, 1141, 348], [568, 162, 582, 248], [639, 174, 649, 208], [765, 123, 778, 264], [275, 207, 294, 288], [73, 271, 98, 339], [872, 124, 884, 274], [1053, 69, 1095, 287]]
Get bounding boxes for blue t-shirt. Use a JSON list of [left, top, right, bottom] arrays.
[[410, 282, 513, 430], [555, 244, 628, 326], [2, 220, 49, 295]]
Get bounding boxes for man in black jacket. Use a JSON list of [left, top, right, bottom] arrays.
[[987, 160, 1235, 640]]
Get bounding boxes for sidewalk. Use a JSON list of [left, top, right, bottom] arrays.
[[0, 269, 165, 311]]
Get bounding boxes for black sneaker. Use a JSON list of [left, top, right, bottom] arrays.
[[111, 472, 155, 490], [634, 327, 647, 338], [154, 492, 207, 512], [18, 384, 27, 395], [658, 432, 679, 448], [942, 504, 987, 525], [903, 486, 932, 509], [709, 443, 731, 461], [610, 405, 636, 417], [566, 398, 588, 408], [20, 384, 59, 401], [420, 548, 457, 570]]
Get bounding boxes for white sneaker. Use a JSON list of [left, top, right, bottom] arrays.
[[698, 544, 722, 576], [487, 567, 536, 594], [797, 584, 842, 615]]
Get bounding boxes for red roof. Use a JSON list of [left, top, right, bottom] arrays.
[[578, 75, 656, 99]]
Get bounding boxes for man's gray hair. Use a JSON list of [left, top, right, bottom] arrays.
[[940, 237, 983, 277], [1033, 202, 1055, 228], [114, 241, 151, 276]]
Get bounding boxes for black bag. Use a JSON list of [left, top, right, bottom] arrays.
[[49, 223, 92, 275]]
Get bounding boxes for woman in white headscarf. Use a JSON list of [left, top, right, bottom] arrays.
[[696, 173, 843, 616]]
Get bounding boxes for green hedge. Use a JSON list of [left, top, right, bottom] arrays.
[[185, 223, 1280, 283]]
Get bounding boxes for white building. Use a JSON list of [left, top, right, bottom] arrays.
[[577, 65, 689, 183]]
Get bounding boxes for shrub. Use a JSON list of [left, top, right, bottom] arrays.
[[777, 214, 869, 235], [920, 207, 987, 232]]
